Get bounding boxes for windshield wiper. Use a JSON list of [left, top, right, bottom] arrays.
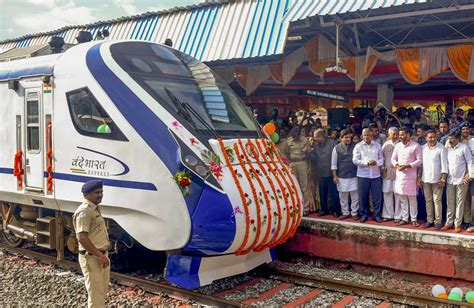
[[164, 87, 220, 139], [164, 87, 194, 125]]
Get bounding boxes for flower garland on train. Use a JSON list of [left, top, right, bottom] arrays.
[[217, 138, 251, 255]]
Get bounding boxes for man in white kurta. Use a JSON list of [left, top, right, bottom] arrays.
[[331, 129, 359, 220], [381, 127, 400, 222]]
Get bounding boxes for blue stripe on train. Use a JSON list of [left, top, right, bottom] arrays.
[[0, 167, 156, 191]]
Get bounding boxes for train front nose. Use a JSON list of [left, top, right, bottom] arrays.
[[182, 138, 303, 256]]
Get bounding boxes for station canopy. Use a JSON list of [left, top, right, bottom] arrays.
[[1, 0, 473, 108], [208, 0, 474, 108]]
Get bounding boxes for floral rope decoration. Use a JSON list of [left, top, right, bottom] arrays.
[[233, 142, 262, 254], [269, 139, 303, 239], [261, 139, 297, 244], [217, 138, 251, 255], [267, 138, 299, 241], [238, 139, 272, 252], [256, 139, 292, 246], [245, 139, 282, 251], [263, 138, 299, 241]]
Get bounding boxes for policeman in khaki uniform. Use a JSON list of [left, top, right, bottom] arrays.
[[280, 126, 311, 215], [73, 180, 110, 308]]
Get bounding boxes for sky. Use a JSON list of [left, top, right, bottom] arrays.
[[0, 0, 202, 41]]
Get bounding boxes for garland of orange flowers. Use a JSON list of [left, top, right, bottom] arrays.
[[256, 139, 293, 245], [245, 139, 282, 251], [233, 143, 262, 254], [253, 139, 286, 248], [238, 139, 272, 252], [268, 139, 300, 241], [270, 140, 303, 239], [46, 121, 53, 192], [217, 138, 250, 255], [13, 151, 23, 189]]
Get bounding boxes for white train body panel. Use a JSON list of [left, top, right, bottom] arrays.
[[0, 40, 302, 288]]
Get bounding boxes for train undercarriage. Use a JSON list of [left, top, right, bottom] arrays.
[[0, 201, 132, 260]]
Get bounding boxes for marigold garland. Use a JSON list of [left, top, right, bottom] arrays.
[[269, 140, 303, 239], [233, 143, 262, 254], [238, 140, 272, 252], [217, 138, 251, 255], [46, 121, 53, 192], [13, 151, 23, 189], [256, 139, 292, 246], [267, 139, 299, 241], [246, 140, 282, 251], [262, 139, 297, 244]]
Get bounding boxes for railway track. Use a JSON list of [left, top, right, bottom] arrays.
[[1, 242, 472, 307]]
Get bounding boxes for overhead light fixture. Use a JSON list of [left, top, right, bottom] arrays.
[[325, 23, 348, 74], [287, 35, 302, 41], [325, 66, 348, 74]]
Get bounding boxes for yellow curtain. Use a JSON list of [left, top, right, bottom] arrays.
[[446, 44, 474, 84]]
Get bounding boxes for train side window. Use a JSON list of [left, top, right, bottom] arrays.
[[66, 87, 128, 141]]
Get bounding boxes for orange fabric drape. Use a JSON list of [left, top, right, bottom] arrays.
[[396, 48, 424, 84], [396, 47, 448, 85], [342, 50, 378, 92], [446, 44, 474, 84], [268, 62, 284, 84], [305, 33, 334, 77], [343, 57, 357, 79], [235, 66, 248, 91]]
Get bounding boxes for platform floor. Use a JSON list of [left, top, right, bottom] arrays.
[[284, 214, 474, 281], [305, 213, 474, 237]]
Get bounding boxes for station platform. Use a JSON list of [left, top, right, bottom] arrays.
[[282, 215, 474, 281]]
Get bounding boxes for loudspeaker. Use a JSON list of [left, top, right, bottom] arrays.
[[328, 108, 349, 128]]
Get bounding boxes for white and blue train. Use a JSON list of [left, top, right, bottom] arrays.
[[0, 40, 303, 289]]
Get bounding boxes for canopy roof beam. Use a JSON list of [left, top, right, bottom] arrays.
[[317, 4, 474, 27]]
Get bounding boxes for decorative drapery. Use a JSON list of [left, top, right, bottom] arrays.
[[343, 47, 378, 92], [235, 66, 248, 90], [246, 65, 270, 96], [305, 33, 335, 77], [213, 66, 235, 84], [269, 62, 284, 83], [283, 46, 306, 84], [446, 44, 474, 84], [396, 47, 449, 85], [213, 34, 472, 95]]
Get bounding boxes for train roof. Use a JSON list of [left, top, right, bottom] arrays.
[[0, 53, 62, 81]]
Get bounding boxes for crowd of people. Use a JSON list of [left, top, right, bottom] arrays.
[[271, 106, 474, 233]]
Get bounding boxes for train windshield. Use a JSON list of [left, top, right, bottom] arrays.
[[109, 42, 259, 138]]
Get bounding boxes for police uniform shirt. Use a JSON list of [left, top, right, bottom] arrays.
[[73, 199, 110, 251]]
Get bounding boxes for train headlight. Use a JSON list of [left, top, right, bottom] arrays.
[[184, 155, 198, 166], [195, 164, 208, 177]]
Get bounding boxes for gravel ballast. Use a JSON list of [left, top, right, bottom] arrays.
[[0, 249, 194, 307]]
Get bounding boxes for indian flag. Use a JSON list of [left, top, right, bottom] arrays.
[[43, 83, 52, 94]]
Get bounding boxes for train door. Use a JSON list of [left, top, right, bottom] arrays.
[[24, 88, 44, 191]]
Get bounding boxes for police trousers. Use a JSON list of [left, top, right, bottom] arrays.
[[79, 253, 110, 308]]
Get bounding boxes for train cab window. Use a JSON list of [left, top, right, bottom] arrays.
[[110, 41, 260, 139], [66, 87, 128, 141]]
